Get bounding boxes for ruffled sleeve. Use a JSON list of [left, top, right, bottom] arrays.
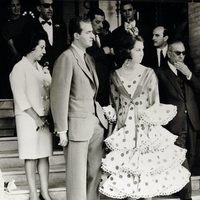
[[140, 103, 177, 126]]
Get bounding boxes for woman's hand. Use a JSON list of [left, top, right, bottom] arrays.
[[36, 117, 49, 131]]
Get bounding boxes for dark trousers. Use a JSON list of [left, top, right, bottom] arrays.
[[175, 121, 197, 200]]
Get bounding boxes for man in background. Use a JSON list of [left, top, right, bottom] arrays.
[[87, 8, 114, 107], [111, 0, 139, 50], [157, 40, 200, 200], [143, 26, 169, 69], [34, 0, 68, 74]]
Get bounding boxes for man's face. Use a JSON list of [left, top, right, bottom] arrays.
[[167, 42, 185, 65], [152, 27, 167, 48], [91, 14, 105, 34], [121, 4, 135, 22], [39, 0, 53, 20], [9, 0, 21, 17], [78, 22, 94, 49]]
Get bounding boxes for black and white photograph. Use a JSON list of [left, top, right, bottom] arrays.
[[0, 0, 200, 199]]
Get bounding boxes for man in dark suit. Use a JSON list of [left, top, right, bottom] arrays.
[[33, 0, 68, 150], [111, 0, 139, 50], [143, 26, 169, 69], [157, 39, 200, 200], [35, 0, 68, 74], [50, 16, 108, 200], [87, 8, 114, 106]]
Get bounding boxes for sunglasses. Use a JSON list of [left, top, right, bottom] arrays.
[[41, 3, 53, 8], [173, 51, 186, 56]]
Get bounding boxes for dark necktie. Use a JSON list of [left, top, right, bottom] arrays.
[[160, 50, 165, 67], [41, 20, 52, 26], [177, 70, 185, 97]]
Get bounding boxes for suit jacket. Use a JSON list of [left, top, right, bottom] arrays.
[[87, 38, 115, 106], [142, 46, 168, 69], [50, 46, 108, 141], [156, 63, 200, 135], [10, 56, 51, 116], [110, 21, 144, 49], [32, 19, 68, 73]]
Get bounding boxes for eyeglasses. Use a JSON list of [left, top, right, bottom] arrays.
[[172, 51, 186, 56], [41, 3, 53, 8]]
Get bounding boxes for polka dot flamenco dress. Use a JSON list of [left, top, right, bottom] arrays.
[[99, 66, 190, 199]]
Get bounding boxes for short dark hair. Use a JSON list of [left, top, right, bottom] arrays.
[[114, 34, 143, 68], [103, 20, 110, 31], [120, 0, 135, 12], [69, 16, 91, 42], [22, 30, 48, 55], [87, 8, 105, 21]]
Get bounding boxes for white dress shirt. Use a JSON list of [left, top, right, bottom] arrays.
[[39, 17, 53, 45]]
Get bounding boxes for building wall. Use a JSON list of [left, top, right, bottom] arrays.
[[99, 0, 119, 31], [188, 3, 200, 72]]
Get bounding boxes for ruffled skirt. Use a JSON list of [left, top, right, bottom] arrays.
[[99, 105, 190, 199]]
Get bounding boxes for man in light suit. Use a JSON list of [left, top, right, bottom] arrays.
[[50, 16, 108, 200], [157, 40, 200, 200]]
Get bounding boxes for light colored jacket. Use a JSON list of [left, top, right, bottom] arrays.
[[50, 46, 108, 141], [10, 56, 51, 116]]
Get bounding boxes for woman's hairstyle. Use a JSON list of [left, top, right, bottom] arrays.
[[21, 30, 48, 55], [114, 34, 143, 68]]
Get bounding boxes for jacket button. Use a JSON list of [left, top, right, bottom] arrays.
[[185, 110, 187, 113]]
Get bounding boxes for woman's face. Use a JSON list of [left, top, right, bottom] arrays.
[[130, 40, 144, 64], [32, 40, 46, 61]]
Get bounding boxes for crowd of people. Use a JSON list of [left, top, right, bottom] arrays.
[[1, 0, 200, 200]]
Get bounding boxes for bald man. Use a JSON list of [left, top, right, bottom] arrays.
[[143, 26, 169, 69]]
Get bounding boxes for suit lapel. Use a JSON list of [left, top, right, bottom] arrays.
[[70, 47, 95, 85], [165, 66, 184, 99], [84, 54, 99, 90]]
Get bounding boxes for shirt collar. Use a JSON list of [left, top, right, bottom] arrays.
[[157, 44, 168, 57], [129, 20, 136, 27], [168, 61, 177, 75], [71, 43, 85, 61]]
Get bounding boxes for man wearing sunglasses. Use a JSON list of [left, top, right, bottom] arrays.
[[157, 39, 200, 200], [34, 0, 68, 74]]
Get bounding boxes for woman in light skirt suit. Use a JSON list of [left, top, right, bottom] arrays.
[[9, 30, 53, 200]]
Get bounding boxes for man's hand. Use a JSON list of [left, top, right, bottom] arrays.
[[174, 61, 192, 78], [58, 132, 68, 147]]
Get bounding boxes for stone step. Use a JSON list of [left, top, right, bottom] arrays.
[[0, 150, 65, 169], [4, 183, 66, 200], [3, 186, 200, 200], [0, 137, 17, 151], [2, 164, 65, 186], [154, 190, 200, 199]]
